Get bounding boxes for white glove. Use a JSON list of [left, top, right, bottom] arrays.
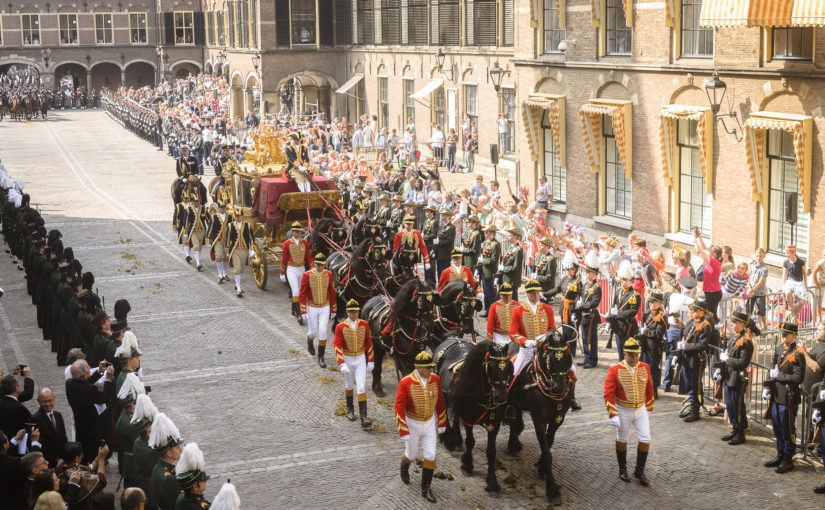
[[762, 388, 771, 401], [493, 278, 499, 287], [473, 270, 480, 281], [497, 264, 504, 272], [386, 220, 392, 226], [280, 274, 286, 283], [301, 314, 308, 321], [604, 322, 612, 334], [330, 312, 336, 319], [339, 363, 350, 374], [719, 352, 728, 362], [531, 272, 537, 279], [813, 409, 822, 425], [524, 340, 537, 348], [478, 293, 484, 303], [639, 326, 647, 335], [433, 238, 439, 245], [182, 176, 188, 182], [608, 415, 620, 428], [569, 364, 576, 374], [249, 250, 255, 258], [671, 357, 679, 368], [610, 306, 618, 315], [437, 427, 446, 434], [367, 362, 374, 372], [425, 263, 431, 270], [677, 341, 686, 350], [819, 389, 825, 401], [769, 368, 779, 379]]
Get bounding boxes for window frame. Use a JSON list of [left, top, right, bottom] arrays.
[[173, 11, 195, 46], [542, 0, 564, 54], [770, 27, 814, 61], [499, 87, 516, 155], [94, 12, 114, 45], [21, 13, 41, 45], [431, 86, 446, 132], [378, 76, 389, 129], [129, 12, 148, 44], [766, 129, 809, 260], [463, 84, 478, 137], [292, 0, 316, 45], [59, 13, 79, 45], [678, 0, 713, 58], [603, 0, 631, 56], [676, 118, 712, 235], [403, 78, 415, 124], [541, 108, 565, 204], [603, 116, 632, 219]]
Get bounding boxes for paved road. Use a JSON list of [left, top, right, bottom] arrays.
[[1, 110, 824, 509]]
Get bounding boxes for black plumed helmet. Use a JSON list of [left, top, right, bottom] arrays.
[[51, 239, 64, 259], [86, 293, 101, 313], [82, 272, 95, 290], [114, 299, 131, 321], [63, 247, 74, 263], [48, 229, 62, 244]]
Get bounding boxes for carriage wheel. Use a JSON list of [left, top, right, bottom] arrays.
[[252, 238, 267, 289]]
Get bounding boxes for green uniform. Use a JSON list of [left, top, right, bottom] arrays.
[[388, 206, 405, 233], [89, 331, 111, 368], [376, 204, 391, 226], [435, 223, 456, 262], [501, 243, 524, 287], [115, 368, 136, 397], [422, 217, 439, 256], [151, 459, 181, 510], [364, 197, 377, 217], [115, 410, 138, 476], [104, 338, 123, 376], [132, 435, 159, 500], [175, 492, 210, 510], [533, 251, 558, 292], [461, 227, 482, 269], [478, 239, 501, 279]]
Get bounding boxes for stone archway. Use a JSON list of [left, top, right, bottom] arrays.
[[230, 70, 244, 120], [124, 61, 156, 88], [54, 62, 89, 91], [245, 73, 260, 118], [276, 71, 338, 120], [170, 60, 201, 79], [90, 62, 122, 90], [204, 61, 213, 75]]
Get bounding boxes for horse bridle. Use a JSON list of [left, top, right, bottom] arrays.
[[526, 343, 573, 401], [481, 352, 513, 409]]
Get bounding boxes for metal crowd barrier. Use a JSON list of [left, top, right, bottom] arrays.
[[717, 286, 823, 333]]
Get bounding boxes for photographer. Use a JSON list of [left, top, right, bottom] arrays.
[[0, 370, 36, 445], [65, 360, 114, 463]]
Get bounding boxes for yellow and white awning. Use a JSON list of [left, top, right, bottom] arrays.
[[522, 95, 565, 166], [699, 0, 795, 27], [335, 73, 364, 95], [578, 101, 632, 180], [789, 0, 825, 25], [657, 105, 713, 194], [591, 0, 632, 27]]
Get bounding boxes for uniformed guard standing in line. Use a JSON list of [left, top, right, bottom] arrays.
[[603, 338, 654, 486], [485, 283, 518, 346], [226, 206, 254, 298], [434, 209, 456, 276], [395, 351, 447, 503], [461, 215, 482, 270], [478, 225, 501, 317], [676, 297, 713, 423], [387, 194, 405, 235], [115, 373, 145, 480], [375, 193, 392, 243], [334, 299, 375, 428], [763, 321, 804, 473], [129, 394, 159, 505], [638, 290, 667, 397], [299, 253, 337, 367], [509, 279, 555, 377], [500, 228, 524, 302], [545, 257, 580, 356], [184, 194, 209, 272], [280, 222, 313, 319], [421, 206, 439, 287], [719, 310, 757, 446], [578, 264, 603, 369], [205, 196, 233, 284], [175, 193, 192, 263], [148, 413, 184, 510], [532, 239, 557, 293], [174, 443, 211, 510], [609, 261, 641, 361]]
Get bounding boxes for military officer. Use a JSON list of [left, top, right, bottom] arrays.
[[610, 261, 641, 362], [437, 248, 482, 300], [175, 146, 198, 199], [205, 197, 233, 284], [532, 239, 557, 293], [387, 194, 405, 234], [115, 373, 144, 478], [148, 413, 184, 510], [280, 222, 313, 317], [299, 253, 337, 367], [348, 182, 365, 219], [461, 215, 482, 270], [509, 279, 556, 376], [175, 193, 192, 262], [363, 185, 377, 217], [545, 257, 581, 356], [184, 194, 209, 271], [579, 264, 603, 369], [175, 443, 211, 510], [334, 299, 375, 428], [603, 338, 654, 486], [500, 228, 524, 302], [375, 193, 392, 242], [486, 283, 519, 346], [420, 206, 439, 287], [764, 322, 804, 473], [129, 394, 159, 502], [638, 290, 667, 397], [393, 215, 431, 271], [676, 297, 713, 423], [395, 351, 447, 504], [114, 332, 143, 396], [226, 206, 254, 297], [478, 225, 501, 316], [719, 310, 757, 446], [434, 209, 456, 276]]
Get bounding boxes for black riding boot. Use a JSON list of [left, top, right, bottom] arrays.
[[400, 457, 411, 484], [764, 452, 784, 467], [721, 429, 736, 441], [633, 446, 649, 486], [683, 406, 701, 422], [345, 395, 356, 421], [775, 454, 795, 474], [306, 337, 315, 356], [291, 301, 299, 317], [617, 442, 630, 482], [421, 467, 436, 503], [317, 344, 326, 368], [359, 400, 370, 429], [570, 389, 582, 411], [728, 430, 746, 445]]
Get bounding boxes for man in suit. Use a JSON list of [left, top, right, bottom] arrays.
[[0, 375, 33, 441], [29, 388, 68, 467], [66, 359, 114, 462]]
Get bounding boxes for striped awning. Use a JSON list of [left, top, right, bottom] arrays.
[[522, 95, 563, 163], [699, 0, 795, 27], [789, 0, 825, 26], [657, 106, 712, 194], [579, 102, 630, 180], [591, 0, 632, 27], [664, 0, 677, 26]]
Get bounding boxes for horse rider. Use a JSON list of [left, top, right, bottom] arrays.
[[174, 192, 192, 262], [437, 247, 483, 301], [392, 215, 431, 272], [719, 310, 757, 446], [461, 215, 482, 270], [509, 279, 556, 377], [500, 228, 524, 302], [676, 296, 713, 423], [421, 206, 439, 287], [280, 222, 313, 321], [478, 225, 501, 317], [184, 194, 209, 272], [603, 337, 654, 486], [175, 145, 198, 199], [395, 351, 447, 504], [334, 299, 374, 428], [205, 195, 233, 284], [486, 282, 519, 347], [226, 206, 254, 297], [300, 253, 337, 367], [388, 194, 405, 235], [578, 263, 603, 369]]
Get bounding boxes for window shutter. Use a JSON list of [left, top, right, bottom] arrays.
[[407, 0, 427, 44], [465, 0, 473, 45], [438, 0, 458, 45], [334, 0, 353, 45], [275, 0, 290, 46], [358, 0, 374, 44], [382, 0, 400, 45], [502, 0, 513, 46], [193, 11, 206, 45], [430, 0, 439, 45], [319, 0, 334, 45], [473, 0, 495, 45], [163, 12, 175, 44]]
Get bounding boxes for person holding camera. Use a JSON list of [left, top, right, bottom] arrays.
[[0, 369, 36, 446], [65, 360, 115, 463]]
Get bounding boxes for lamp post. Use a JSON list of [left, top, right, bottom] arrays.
[[704, 71, 742, 139], [155, 46, 162, 85], [488, 61, 504, 181], [434, 48, 454, 81]]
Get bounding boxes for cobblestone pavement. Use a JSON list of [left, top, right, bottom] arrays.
[[2, 111, 825, 509]]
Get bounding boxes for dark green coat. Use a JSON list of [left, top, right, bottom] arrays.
[[388, 206, 405, 233], [132, 435, 159, 496], [478, 239, 501, 279], [175, 492, 210, 510], [88, 331, 111, 368], [533, 252, 558, 292], [150, 459, 181, 510], [422, 217, 439, 253], [435, 223, 456, 261], [461, 228, 482, 269], [501, 243, 523, 286]]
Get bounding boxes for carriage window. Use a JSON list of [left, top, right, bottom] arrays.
[[95, 13, 114, 44], [174, 11, 195, 45], [21, 14, 41, 45], [59, 14, 79, 45], [240, 179, 253, 208], [129, 13, 148, 44]]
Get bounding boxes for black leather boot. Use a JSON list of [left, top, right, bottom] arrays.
[[359, 400, 370, 429], [721, 430, 736, 441], [683, 406, 701, 422], [813, 482, 825, 494], [400, 458, 410, 484], [306, 338, 315, 356], [764, 453, 784, 467], [317, 344, 326, 368], [775, 454, 795, 474], [421, 468, 436, 503], [728, 430, 745, 445], [678, 406, 692, 418], [345, 395, 356, 421], [634, 447, 649, 486], [617, 444, 630, 482]]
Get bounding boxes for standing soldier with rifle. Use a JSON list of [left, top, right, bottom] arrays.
[[718, 310, 757, 446], [675, 297, 713, 423], [763, 322, 804, 473], [478, 225, 501, 317], [421, 206, 439, 288], [460, 215, 482, 271], [499, 227, 524, 302]]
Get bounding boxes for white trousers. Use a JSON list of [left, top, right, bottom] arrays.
[[405, 415, 437, 462], [307, 305, 330, 340], [297, 181, 311, 192], [513, 346, 534, 377], [616, 405, 651, 444], [343, 354, 367, 394], [493, 332, 510, 347], [286, 265, 304, 296]]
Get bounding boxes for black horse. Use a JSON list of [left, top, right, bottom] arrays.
[[327, 238, 389, 316], [430, 280, 482, 346], [350, 215, 383, 247], [436, 339, 514, 493], [506, 329, 575, 505], [363, 279, 436, 381], [311, 218, 348, 258], [384, 239, 419, 296]]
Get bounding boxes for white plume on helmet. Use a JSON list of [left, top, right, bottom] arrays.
[[617, 260, 634, 280], [116, 372, 145, 401], [148, 413, 181, 448], [114, 331, 141, 358], [130, 394, 158, 425], [176, 442, 205, 474], [561, 250, 577, 271], [211, 483, 241, 510], [584, 250, 599, 269]]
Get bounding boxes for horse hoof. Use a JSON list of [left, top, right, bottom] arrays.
[[484, 483, 501, 493], [507, 441, 522, 454], [547, 493, 562, 506], [460, 466, 473, 477]]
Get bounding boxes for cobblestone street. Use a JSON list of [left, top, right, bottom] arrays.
[[2, 110, 825, 509]]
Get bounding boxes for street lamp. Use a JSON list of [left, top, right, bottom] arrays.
[[434, 48, 453, 81], [40, 48, 51, 68], [251, 53, 260, 74], [704, 71, 742, 139], [488, 61, 504, 181]]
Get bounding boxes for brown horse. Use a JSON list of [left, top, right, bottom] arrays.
[[170, 175, 207, 204]]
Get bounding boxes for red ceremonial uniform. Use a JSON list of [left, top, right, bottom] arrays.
[[393, 229, 430, 265], [603, 361, 655, 418], [280, 238, 313, 275], [394, 372, 447, 437], [298, 268, 337, 315], [486, 299, 520, 341], [509, 302, 555, 346], [333, 319, 374, 365], [437, 265, 481, 293]]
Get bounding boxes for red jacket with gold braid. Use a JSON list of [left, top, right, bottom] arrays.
[[437, 266, 481, 293], [603, 360, 655, 418], [393, 229, 430, 265], [299, 268, 336, 315], [394, 371, 447, 437], [509, 302, 555, 347], [486, 299, 520, 340], [280, 238, 313, 275], [333, 319, 374, 365]]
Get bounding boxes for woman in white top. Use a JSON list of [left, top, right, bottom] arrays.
[[427, 180, 443, 208]]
